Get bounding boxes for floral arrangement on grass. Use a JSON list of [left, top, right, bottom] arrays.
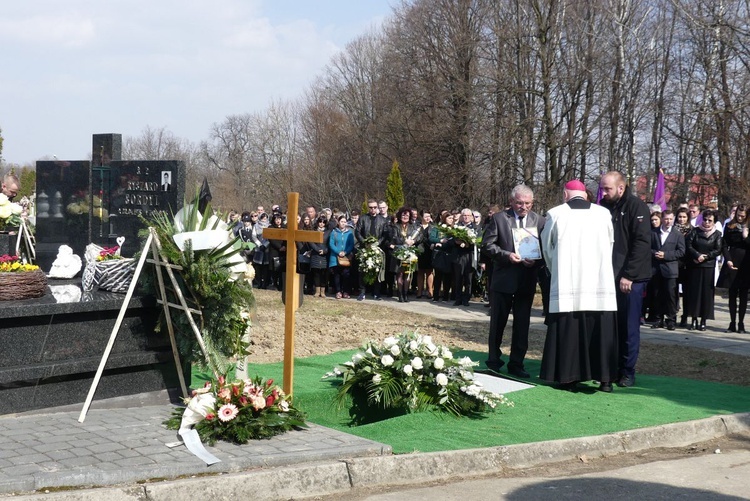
[[393, 246, 420, 274], [96, 246, 122, 261], [439, 224, 478, 245], [0, 194, 23, 232], [0, 254, 39, 273], [356, 235, 385, 285], [324, 331, 511, 422], [164, 374, 307, 445]]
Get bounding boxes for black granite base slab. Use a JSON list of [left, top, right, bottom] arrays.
[[0, 280, 180, 415]]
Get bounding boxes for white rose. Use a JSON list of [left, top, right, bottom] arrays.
[[436, 373, 448, 386], [381, 355, 394, 367], [433, 358, 445, 370], [458, 356, 476, 368], [403, 364, 413, 376], [441, 347, 453, 359], [9, 203, 22, 215], [383, 336, 398, 348], [390, 345, 400, 356], [411, 357, 423, 370], [372, 374, 382, 384], [0, 194, 8, 205], [409, 340, 419, 350], [426, 343, 438, 356], [422, 335, 433, 345], [0, 205, 11, 219]]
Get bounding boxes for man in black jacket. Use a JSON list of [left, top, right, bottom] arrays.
[[600, 171, 652, 388], [355, 199, 387, 300]]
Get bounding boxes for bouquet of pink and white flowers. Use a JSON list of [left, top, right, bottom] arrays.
[[164, 374, 307, 445]]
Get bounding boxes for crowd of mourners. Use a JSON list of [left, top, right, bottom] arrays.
[[222, 173, 746, 395], [645, 201, 750, 334], [224, 195, 750, 334], [226, 201, 492, 305]]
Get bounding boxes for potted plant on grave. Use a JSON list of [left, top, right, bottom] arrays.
[[0, 254, 47, 301]]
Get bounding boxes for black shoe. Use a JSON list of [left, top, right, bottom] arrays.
[[739, 322, 746, 333], [679, 318, 687, 328], [398, 296, 404, 303], [699, 320, 707, 331], [482, 360, 505, 376], [726, 322, 736, 333], [432, 298, 440, 303], [373, 295, 382, 301], [462, 299, 470, 306], [357, 292, 365, 301], [666, 321, 676, 331], [617, 375, 635, 388], [651, 320, 665, 329], [598, 382, 613, 393], [557, 381, 580, 391], [689, 319, 698, 331], [453, 300, 463, 306], [508, 366, 530, 379]]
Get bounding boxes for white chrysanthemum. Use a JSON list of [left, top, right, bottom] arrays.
[[381, 354, 394, 366], [436, 373, 449, 386], [390, 345, 400, 356], [433, 358, 445, 370], [411, 357, 423, 370], [372, 374, 382, 384], [403, 364, 413, 376]]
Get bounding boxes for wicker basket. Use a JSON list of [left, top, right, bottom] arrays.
[[93, 258, 136, 293], [0, 269, 48, 301]]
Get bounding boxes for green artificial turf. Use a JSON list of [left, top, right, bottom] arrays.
[[192, 350, 750, 454]]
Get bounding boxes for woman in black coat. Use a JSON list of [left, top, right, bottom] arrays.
[[684, 210, 724, 331], [308, 215, 330, 297], [384, 207, 422, 302], [267, 212, 287, 291], [719, 205, 750, 332]]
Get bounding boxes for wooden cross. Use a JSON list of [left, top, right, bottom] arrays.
[[261, 192, 324, 396]]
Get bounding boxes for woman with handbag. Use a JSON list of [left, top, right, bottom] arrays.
[[329, 214, 355, 299], [385, 207, 423, 303], [309, 215, 331, 297], [429, 210, 456, 302]]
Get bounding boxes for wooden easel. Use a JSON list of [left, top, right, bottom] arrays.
[[78, 227, 216, 423]]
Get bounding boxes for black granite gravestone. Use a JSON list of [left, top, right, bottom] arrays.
[[35, 134, 185, 270]]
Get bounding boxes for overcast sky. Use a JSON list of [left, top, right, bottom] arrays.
[[0, 1, 393, 165]]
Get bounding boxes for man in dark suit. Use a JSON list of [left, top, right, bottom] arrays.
[[355, 199, 387, 301], [650, 210, 686, 330], [481, 185, 545, 378]]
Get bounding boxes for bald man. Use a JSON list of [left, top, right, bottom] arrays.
[[599, 171, 651, 388]]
